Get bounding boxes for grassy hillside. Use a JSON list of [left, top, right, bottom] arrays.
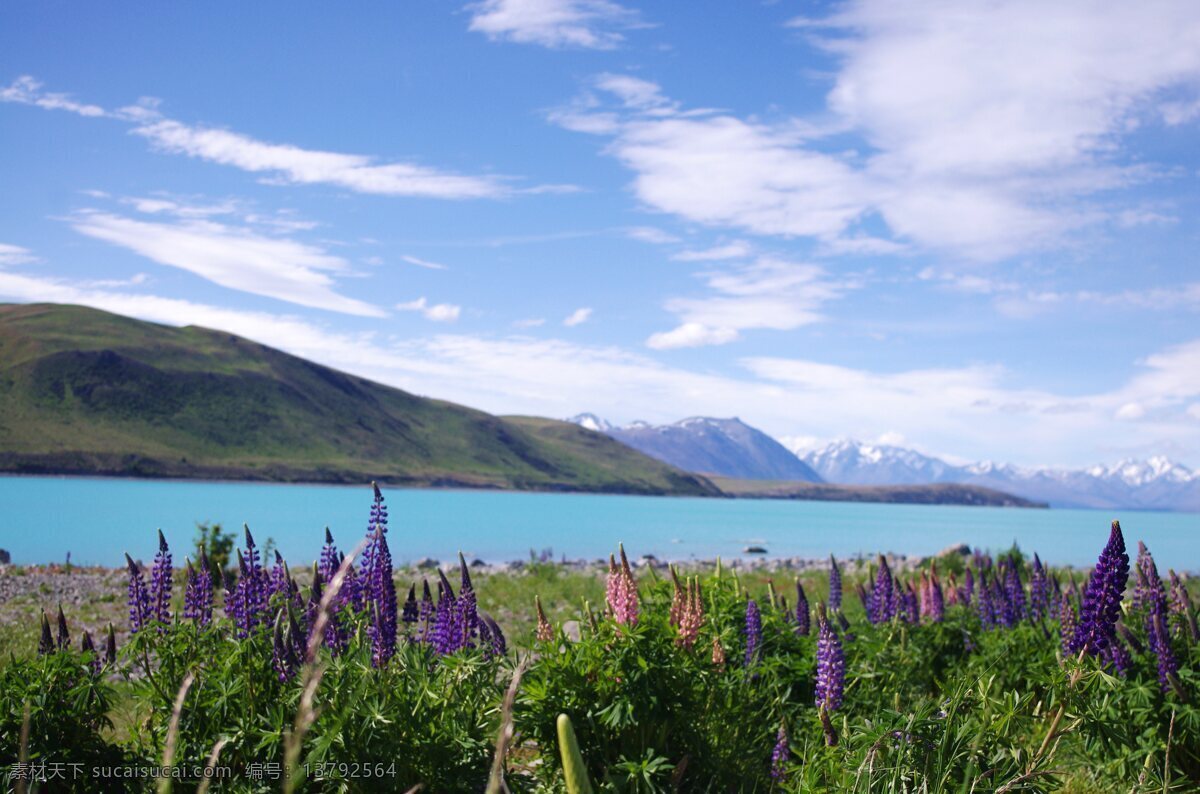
[[0, 303, 718, 496], [709, 476, 1048, 507]]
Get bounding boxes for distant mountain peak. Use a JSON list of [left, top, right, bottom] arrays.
[[567, 413, 615, 433]]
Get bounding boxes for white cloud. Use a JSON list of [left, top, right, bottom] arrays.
[[0, 243, 37, 266], [671, 241, 753, 262], [513, 317, 546, 328], [1188, 403, 1200, 421], [467, 0, 640, 49], [648, 258, 854, 348], [557, 2, 1200, 260], [1, 75, 106, 117], [133, 120, 508, 199], [624, 226, 680, 245], [68, 211, 383, 317], [563, 307, 592, 326], [1115, 402, 1146, 420], [397, 297, 462, 322], [646, 323, 738, 350], [401, 255, 450, 271]]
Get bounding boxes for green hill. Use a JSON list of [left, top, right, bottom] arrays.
[[0, 303, 719, 496]]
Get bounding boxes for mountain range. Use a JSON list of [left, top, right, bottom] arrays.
[[795, 439, 1200, 511], [570, 415, 1198, 511], [569, 414, 822, 482]]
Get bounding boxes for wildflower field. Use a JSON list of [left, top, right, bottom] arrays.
[[1, 485, 1198, 793]]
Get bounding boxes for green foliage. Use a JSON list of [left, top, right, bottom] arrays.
[[193, 522, 235, 581]]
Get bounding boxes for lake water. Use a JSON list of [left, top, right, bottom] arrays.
[[1, 476, 1197, 569]]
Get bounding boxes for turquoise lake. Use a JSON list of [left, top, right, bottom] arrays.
[[1, 476, 1197, 569]]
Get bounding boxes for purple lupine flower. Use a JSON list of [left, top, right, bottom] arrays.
[[338, 551, 364, 612], [961, 567, 974, 606], [272, 612, 299, 682], [318, 527, 340, 583], [148, 530, 173, 628], [1058, 593, 1077, 652], [1029, 554, 1050, 621], [183, 558, 213, 627], [921, 572, 945, 623], [38, 611, 54, 656], [870, 556, 895, 624], [828, 556, 842, 613], [457, 553, 478, 649], [1105, 637, 1132, 677], [105, 624, 117, 666], [1132, 542, 1151, 612], [815, 612, 845, 712], [482, 612, 507, 657], [770, 725, 789, 782], [125, 553, 151, 633], [1003, 560, 1026, 622], [306, 568, 346, 656], [418, 579, 434, 643], [1138, 545, 1178, 692], [991, 573, 1015, 628], [975, 571, 994, 629], [232, 527, 269, 635], [1068, 521, 1130, 657], [1150, 611, 1179, 693], [269, 550, 290, 603], [56, 606, 69, 649], [359, 482, 389, 578], [794, 579, 810, 636], [744, 599, 762, 667], [431, 579, 458, 655], [365, 527, 397, 667], [899, 581, 919, 624], [402, 583, 418, 628]]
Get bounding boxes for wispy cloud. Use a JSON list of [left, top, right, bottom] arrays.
[[2, 76, 539, 200], [670, 241, 753, 262], [68, 210, 383, 317], [647, 258, 855, 349], [563, 307, 592, 326], [624, 226, 680, 245], [467, 0, 642, 49], [400, 254, 450, 271], [133, 120, 509, 199], [555, 0, 1200, 260], [513, 317, 546, 328], [0, 243, 37, 266], [397, 297, 461, 322]]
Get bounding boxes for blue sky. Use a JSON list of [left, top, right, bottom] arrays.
[[2, 0, 1199, 468]]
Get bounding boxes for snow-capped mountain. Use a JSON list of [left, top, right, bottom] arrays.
[[797, 439, 1200, 511], [567, 415, 823, 482]]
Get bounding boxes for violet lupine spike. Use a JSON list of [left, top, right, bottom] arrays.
[[1150, 611, 1179, 694], [318, 527, 339, 583], [402, 584, 418, 627], [105, 624, 117, 666], [794, 579, 810, 636], [1003, 560, 1026, 622], [900, 582, 919, 624], [870, 556, 895, 624], [1058, 593, 1077, 652], [975, 571, 994, 629], [1068, 521, 1130, 657], [38, 611, 54, 656], [432, 581, 457, 654], [770, 725, 789, 782], [1029, 554, 1050, 621], [961, 567, 974, 607], [148, 530, 173, 628], [744, 599, 762, 667], [419, 579, 434, 643], [1105, 637, 1132, 678], [366, 527, 397, 667], [272, 612, 299, 683], [815, 609, 845, 713], [828, 556, 842, 613], [233, 527, 269, 635], [183, 559, 214, 627], [269, 550, 289, 603], [606, 544, 640, 626], [482, 612, 507, 657], [56, 605, 70, 649], [125, 553, 151, 634], [457, 552, 478, 648], [991, 574, 1015, 628]]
